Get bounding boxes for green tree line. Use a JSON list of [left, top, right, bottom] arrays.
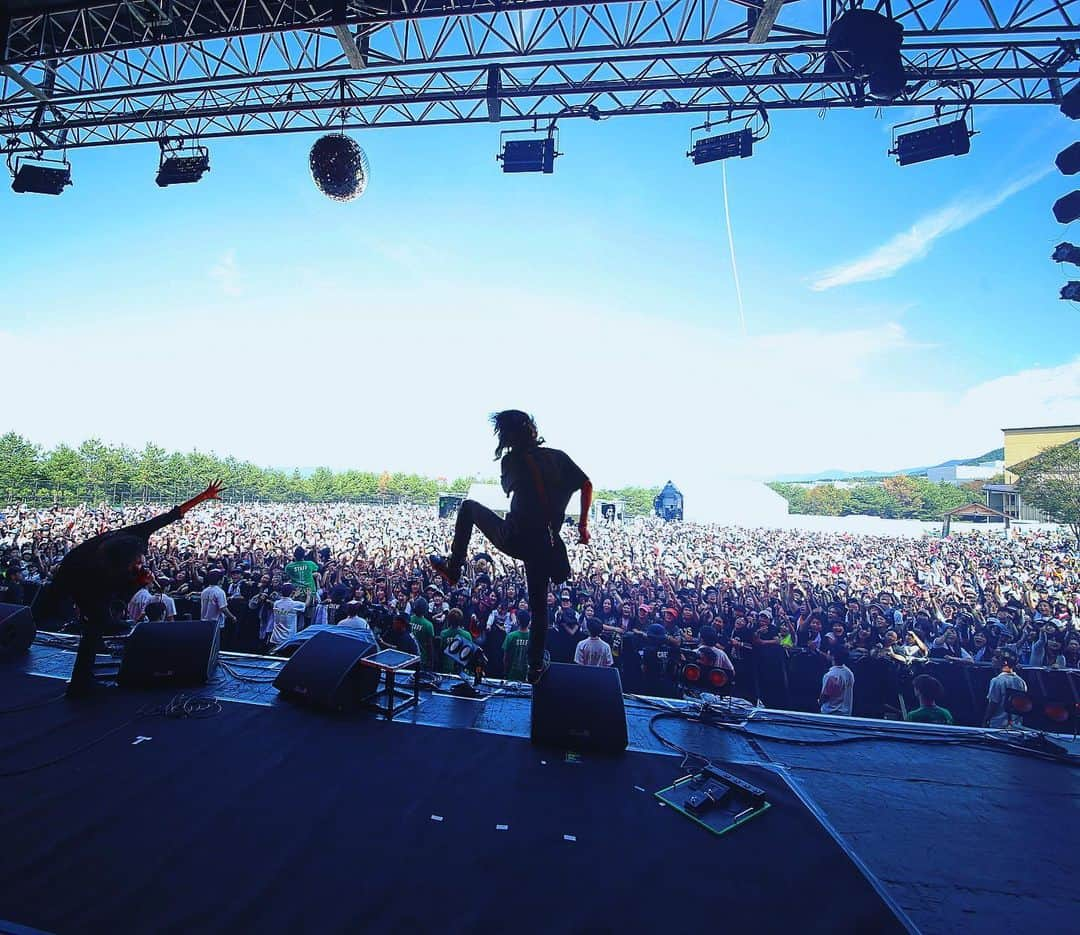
[[768, 475, 998, 520], [0, 431, 661, 515]]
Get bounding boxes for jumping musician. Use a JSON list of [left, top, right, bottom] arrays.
[[430, 411, 591, 683], [33, 481, 224, 697]]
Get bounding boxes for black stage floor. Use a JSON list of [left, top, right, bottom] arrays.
[[4, 641, 1080, 935]]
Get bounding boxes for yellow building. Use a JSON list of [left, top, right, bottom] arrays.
[[1003, 424, 1080, 484]]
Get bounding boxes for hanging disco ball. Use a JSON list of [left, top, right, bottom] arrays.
[[309, 133, 370, 202]]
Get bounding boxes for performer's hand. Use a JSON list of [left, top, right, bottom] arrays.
[[578, 525, 590, 546], [178, 479, 226, 515]]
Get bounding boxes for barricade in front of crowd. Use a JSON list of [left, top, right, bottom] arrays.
[[924, 660, 988, 726], [787, 650, 828, 713], [851, 657, 895, 719], [1016, 667, 1080, 733]]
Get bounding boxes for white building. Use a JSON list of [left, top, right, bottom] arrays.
[[926, 461, 1004, 485]]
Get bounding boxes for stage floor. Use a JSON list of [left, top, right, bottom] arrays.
[[4, 641, 1080, 934]]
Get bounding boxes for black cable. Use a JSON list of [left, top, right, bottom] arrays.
[[0, 693, 67, 714], [649, 709, 1080, 768], [0, 714, 142, 778], [216, 659, 278, 683], [0, 691, 223, 778]]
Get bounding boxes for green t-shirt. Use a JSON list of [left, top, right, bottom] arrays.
[[905, 705, 954, 725], [410, 615, 435, 667], [502, 629, 531, 681], [438, 627, 474, 673], [284, 560, 318, 596]]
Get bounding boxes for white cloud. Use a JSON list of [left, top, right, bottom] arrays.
[[210, 249, 242, 297], [4, 296, 1077, 491], [811, 166, 1052, 291]]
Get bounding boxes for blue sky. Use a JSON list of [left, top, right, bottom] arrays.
[[1, 102, 1078, 488]]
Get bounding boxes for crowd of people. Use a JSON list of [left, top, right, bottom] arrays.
[[2, 500, 1077, 722]]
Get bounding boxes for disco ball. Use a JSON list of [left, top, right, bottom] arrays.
[[309, 133, 370, 202]]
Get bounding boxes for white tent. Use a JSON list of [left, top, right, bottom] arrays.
[[675, 477, 789, 526]]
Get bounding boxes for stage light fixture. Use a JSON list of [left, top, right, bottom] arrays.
[[825, 9, 905, 101], [689, 128, 753, 165], [498, 126, 559, 174], [706, 668, 730, 690], [9, 153, 72, 195], [1061, 82, 1080, 120], [309, 133, 370, 201], [486, 66, 502, 122], [1005, 690, 1033, 716], [1056, 142, 1080, 176], [1053, 242, 1080, 265], [1061, 281, 1080, 301], [155, 139, 210, 187], [891, 118, 971, 166], [1053, 190, 1080, 225]]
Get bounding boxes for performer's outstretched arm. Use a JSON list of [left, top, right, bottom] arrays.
[[125, 480, 225, 541], [578, 479, 593, 545]]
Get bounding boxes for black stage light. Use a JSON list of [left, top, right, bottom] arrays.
[[1061, 82, 1080, 120], [1052, 242, 1080, 265], [487, 65, 502, 123], [1056, 141, 1080, 176], [500, 137, 556, 174], [825, 9, 905, 101], [892, 119, 970, 166], [1062, 281, 1080, 301], [688, 128, 753, 165], [1053, 190, 1080, 225], [10, 155, 72, 195], [309, 133, 370, 201], [156, 141, 210, 187]]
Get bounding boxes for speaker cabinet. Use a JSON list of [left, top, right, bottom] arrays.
[[118, 620, 220, 688], [273, 631, 380, 712], [531, 663, 628, 753], [0, 602, 35, 661]]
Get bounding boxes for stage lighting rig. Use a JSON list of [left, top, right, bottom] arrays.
[[687, 110, 768, 166], [1054, 191, 1080, 225], [889, 110, 974, 166], [825, 9, 905, 101], [444, 636, 487, 696], [497, 124, 560, 174], [155, 139, 210, 187], [7, 147, 72, 195], [309, 132, 370, 201], [1062, 282, 1080, 301], [1053, 242, 1080, 265], [1057, 142, 1080, 176]]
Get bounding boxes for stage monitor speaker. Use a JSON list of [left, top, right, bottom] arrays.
[[0, 603, 35, 661], [531, 662, 628, 753], [273, 631, 380, 712], [118, 620, 220, 688]]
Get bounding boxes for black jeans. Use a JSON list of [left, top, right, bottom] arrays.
[[451, 499, 551, 669], [68, 605, 109, 693]]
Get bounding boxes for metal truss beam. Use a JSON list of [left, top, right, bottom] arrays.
[[3, 0, 1078, 67], [1, 40, 1075, 152]]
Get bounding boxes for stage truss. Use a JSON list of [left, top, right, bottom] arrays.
[[1, 0, 1078, 153]]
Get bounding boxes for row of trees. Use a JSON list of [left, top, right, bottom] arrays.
[[0, 432, 659, 516], [768, 475, 992, 520]]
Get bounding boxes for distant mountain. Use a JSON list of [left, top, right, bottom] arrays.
[[771, 447, 1004, 484]]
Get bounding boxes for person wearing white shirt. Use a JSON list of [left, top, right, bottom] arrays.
[[270, 584, 308, 648], [127, 586, 153, 623], [574, 620, 614, 667], [335, 601, 373, 637], [819, 646, 855, 716], [200, 570, 235, 631]]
